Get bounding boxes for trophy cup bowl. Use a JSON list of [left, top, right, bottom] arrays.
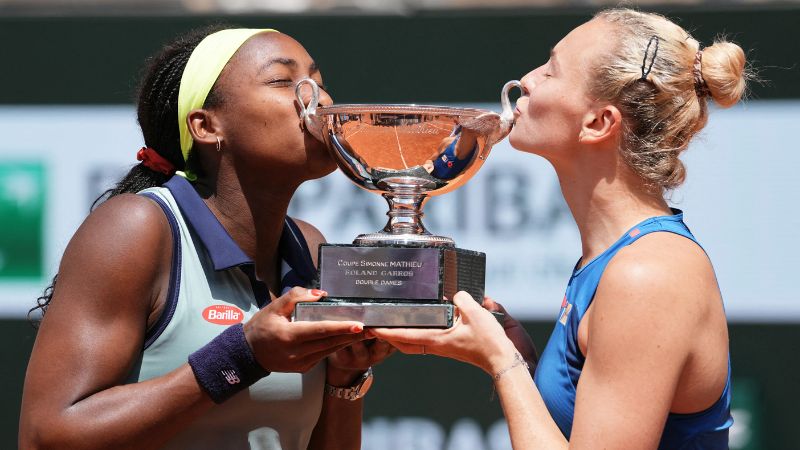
[[293, 78, 522, 327]]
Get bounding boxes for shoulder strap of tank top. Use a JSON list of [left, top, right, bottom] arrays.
[[138, 191, 183, 350], [621, 212, 699, 248], [571, 212, 700, 326]]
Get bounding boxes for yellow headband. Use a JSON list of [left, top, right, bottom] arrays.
[[177, 28, 278, 171]]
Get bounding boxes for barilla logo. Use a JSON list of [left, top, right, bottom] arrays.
[[202, 305, 244, 325]]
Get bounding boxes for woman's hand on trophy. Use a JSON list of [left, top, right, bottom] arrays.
[[483, 297, 538, 368], [368, 291, 519, 375], [326, 339, 395, 386], [243, 287, 367, 374]]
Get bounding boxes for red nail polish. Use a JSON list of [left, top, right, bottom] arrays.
[[310, 289, 325, 297]]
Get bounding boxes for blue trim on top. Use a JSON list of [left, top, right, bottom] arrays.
[[164, 176, 251, 271], [140, 192, 182, 350], [161, 175, 317, 309], [280, 217, 317, 281], [571, 208, 685, 278], [240, 264, 271, 309]]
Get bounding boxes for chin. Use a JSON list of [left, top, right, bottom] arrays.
[[303, 152, 337, 181], [508, 131, 538, 154], [313, 160, 337, 180], [301, 135, 334, 168]]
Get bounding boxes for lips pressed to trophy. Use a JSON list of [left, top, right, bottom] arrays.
[[293, 78, 521, 327]]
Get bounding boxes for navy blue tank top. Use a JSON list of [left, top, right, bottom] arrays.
[[533, 209, 733, 449]]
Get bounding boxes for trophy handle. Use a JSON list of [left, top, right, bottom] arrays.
[[295, 78, 325, 142], [500, 79, 522, 129], [469, 80, 523, 160]]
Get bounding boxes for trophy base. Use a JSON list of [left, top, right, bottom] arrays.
[[294, 302, 454, 327], [293, 244, 485, 328]]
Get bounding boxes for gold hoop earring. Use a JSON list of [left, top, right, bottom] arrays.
[[216, 136, 222, 153]]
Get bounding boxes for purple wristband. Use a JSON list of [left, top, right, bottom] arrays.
[[188, 323, 269, 404]]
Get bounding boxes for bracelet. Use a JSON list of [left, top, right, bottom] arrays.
[[493, 353, 530, 381], [188, 323, 270, 404]]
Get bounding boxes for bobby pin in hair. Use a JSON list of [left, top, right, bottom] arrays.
[[640, 35, 660, 81]]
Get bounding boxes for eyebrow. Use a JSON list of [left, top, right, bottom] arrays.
[[258, 57, 320, 75]]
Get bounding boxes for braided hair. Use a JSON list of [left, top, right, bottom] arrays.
[[30, 25, 227, 323]]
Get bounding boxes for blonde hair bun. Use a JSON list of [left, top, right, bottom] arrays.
[[701, 41, 747, 108]]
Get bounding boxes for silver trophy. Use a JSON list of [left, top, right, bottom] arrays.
[[293, 78, 521, 327]]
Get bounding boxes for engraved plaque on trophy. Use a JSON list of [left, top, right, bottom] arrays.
[[292, 78, 521, 327]]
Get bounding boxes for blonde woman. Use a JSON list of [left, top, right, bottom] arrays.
[[373, 8, 748, 449]]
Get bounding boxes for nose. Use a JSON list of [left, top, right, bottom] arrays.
[[519, 71, 536, 95], [318, 87, 333, 107]]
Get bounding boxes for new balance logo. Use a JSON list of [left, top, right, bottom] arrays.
[[222, 370, 240, 385]]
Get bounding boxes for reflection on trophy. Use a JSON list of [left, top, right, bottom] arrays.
[[293, 78, 521, 327]]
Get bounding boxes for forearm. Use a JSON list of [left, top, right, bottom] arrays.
[[20, 365, 214, 450], [492, 356, 567, 450], [308, 396, 363, 450], [308, 368, 364, 450]]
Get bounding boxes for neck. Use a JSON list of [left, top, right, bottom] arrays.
[[551, 150, 672, 265], [201, 167, 300, 295]]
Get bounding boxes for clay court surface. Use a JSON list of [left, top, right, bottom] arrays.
[[341, 119, 456, 169]]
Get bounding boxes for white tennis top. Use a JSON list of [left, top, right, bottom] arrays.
[[128, 176, 324, 450]]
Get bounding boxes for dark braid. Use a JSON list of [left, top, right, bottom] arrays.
[[30, 25, 228, 324], [98, 25, 227, 204]]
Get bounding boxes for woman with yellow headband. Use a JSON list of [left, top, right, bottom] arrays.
[[20, 27, 390, 449]]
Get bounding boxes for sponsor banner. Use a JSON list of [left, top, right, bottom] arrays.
[[0, 162, 45, 279], [360, 409, 758, 450], [362, 417, 511, 450], [0, 102, 797, 321]]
